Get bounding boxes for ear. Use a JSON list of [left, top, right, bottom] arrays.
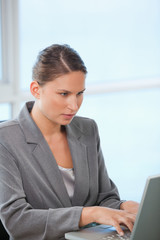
[[30, 81, 41, 99]]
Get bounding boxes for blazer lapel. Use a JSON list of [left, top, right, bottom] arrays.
[[18, 102, 72, 207], [32, 140, 72, 208], [66, 125, 90, 206]]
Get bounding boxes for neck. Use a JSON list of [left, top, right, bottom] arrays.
[[30, 102, 62, 137]]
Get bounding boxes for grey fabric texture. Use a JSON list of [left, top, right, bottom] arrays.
[[0, 101, 123, 240]]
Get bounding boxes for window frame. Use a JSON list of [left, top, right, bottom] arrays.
[[0, 0, 21, 118], [0, 0, 160, 119]]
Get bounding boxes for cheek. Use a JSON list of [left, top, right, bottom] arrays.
[[40, 95, 65, 112], [78, 96, 83, 108]]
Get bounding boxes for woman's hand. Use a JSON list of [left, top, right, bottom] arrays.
[[79, 206, 136, 236], [120, 201, 139, 215]]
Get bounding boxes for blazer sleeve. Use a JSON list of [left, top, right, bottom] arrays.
[[92, 121, 125, 209], [0, 143, 82, 240]]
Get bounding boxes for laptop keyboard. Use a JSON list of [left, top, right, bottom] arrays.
[[100, 231, 131, 240]]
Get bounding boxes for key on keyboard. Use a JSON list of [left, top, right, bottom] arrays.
[[100, 231, 131, 240]]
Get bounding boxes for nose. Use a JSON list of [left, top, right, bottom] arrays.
[[67, 95, 79, 112]]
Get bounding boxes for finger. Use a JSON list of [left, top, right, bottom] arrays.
[[131, 214, 136, 223], [113, 222, 124, 236], [126, 213, 136, 223], [124, 220, 134, 232], [119, 217, 134, 232], [121, 212, 136, 225]]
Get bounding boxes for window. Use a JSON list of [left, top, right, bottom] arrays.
[[0, 103, 11, 121], [0, 0, 2, 81], [19, 0, 160, 90], [0, 0, 26, 119]]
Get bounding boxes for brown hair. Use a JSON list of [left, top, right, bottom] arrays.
[[32, 44, 87, 85]]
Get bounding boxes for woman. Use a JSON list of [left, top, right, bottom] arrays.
[[0, 44, 138, 240]]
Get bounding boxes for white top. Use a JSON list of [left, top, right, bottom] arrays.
[[58, 165, 75, 199]]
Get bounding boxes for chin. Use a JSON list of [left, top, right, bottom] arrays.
[[61, 118, 74, 125]]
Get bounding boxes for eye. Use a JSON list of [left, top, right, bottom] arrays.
[[77, 91, 84, 96], [60, 92, 68, 96]]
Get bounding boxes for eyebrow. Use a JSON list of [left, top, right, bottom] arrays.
[[56, 88, 86, 93]]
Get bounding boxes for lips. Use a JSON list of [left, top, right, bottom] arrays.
[[62, 114, 75, 120]]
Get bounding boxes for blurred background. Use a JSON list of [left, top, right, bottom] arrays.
[[0, 0, 160, 202]]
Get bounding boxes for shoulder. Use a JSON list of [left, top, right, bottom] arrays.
[[0, 119, 21, 144], [0, 119, 19, 132], [70, 116, 99, 135], [68, 116, 100, 149]]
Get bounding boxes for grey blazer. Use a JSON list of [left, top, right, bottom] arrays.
[[0, 102, 122, 240]]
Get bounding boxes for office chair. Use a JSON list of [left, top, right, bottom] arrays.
[[0, 121, 9, 239], [0, 220, 9, 239]]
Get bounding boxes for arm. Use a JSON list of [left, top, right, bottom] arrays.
[[95, 145, 139, 215], [0, 144, 82, 240], [120, 200, 139, 214], [78, 121, 139, 236], [79, 201, 139, 236], [79, 206, 136, 236], [93, 120, 123, 209]]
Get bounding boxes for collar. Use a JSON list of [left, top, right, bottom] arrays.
[[18, 101, 85, 144]]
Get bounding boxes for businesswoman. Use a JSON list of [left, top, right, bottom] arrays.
[[0, 44, 138, 240]]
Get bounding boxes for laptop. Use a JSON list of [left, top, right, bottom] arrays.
[[65, 174, 160, 240]]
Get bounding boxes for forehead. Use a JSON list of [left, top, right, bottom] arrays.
[[45, 71, 86, 91]]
